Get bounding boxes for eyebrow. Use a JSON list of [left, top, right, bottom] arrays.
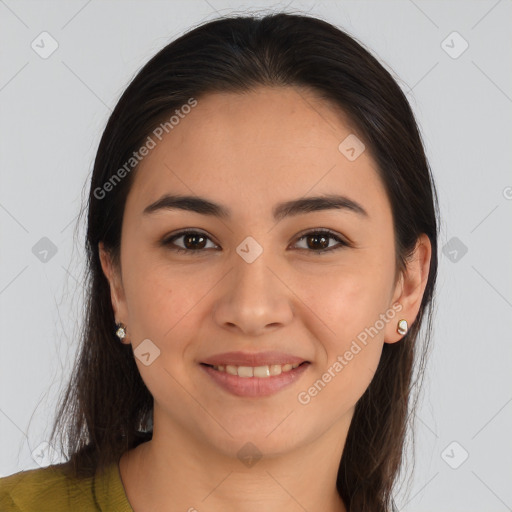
[[143, 193, 368, 221]]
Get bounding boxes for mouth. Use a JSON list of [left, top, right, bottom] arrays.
[[199, 361, 311, 397], [200, 361, 309, 378]]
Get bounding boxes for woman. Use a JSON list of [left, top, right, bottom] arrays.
[[0, 11, 438, 512]]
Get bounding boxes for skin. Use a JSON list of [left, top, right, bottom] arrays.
[[99, 86, 431, 512]]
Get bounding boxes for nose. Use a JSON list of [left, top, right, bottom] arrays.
[[212, 245, 294, 336]]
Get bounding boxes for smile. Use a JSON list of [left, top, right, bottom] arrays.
[[200, 361, 311, 397], [205, 362, 304, 378]]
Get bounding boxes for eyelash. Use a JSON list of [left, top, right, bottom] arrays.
[[161, 229, 350, 256]]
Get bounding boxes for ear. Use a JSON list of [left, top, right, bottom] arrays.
[[384, 233, 432, 344], [98, 241, 130, 343]]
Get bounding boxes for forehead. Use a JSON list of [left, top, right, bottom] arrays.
[[125, 86, 389, 222]]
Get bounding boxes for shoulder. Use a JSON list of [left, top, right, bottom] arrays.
[[0, 463, 97, 512]]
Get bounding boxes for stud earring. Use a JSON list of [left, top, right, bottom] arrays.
[[115, 322, 127, 341], [397, 319, 408, 336]]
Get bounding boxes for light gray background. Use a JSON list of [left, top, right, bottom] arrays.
[[1, 1, 511, 511]]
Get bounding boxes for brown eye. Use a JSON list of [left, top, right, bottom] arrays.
[[162, 231, 218, 254], [293, 230, 348, 253], [181, 232, 208, 250]]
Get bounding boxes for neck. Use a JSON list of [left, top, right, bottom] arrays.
[[119, 416, 350, 512]]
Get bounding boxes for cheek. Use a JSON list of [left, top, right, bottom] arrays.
[[120, 258, 206, 404], [120, 241, 194, 344], [307, 261, 393, 338], [301, 259, 394, 383], [295, 275, 388, 415]]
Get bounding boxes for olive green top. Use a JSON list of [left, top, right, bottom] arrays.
[[0, 460, 134, 511]]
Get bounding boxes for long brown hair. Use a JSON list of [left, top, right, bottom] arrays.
[[48, 12, 439, 511]]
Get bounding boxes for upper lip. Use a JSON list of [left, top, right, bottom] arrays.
[[201, 351, 309, 367]]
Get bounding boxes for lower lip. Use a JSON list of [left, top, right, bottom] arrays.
[[200, 363, 310, 397]]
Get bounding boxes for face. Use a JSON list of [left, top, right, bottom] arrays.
[[100, 86, 428, 460]]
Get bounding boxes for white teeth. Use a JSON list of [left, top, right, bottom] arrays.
[[211, 362, 304, 378], [226, 365, 238, 376], [253, 366, 270, 378], [237, 366, 253, 378], [269, 364, 282, 376]]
